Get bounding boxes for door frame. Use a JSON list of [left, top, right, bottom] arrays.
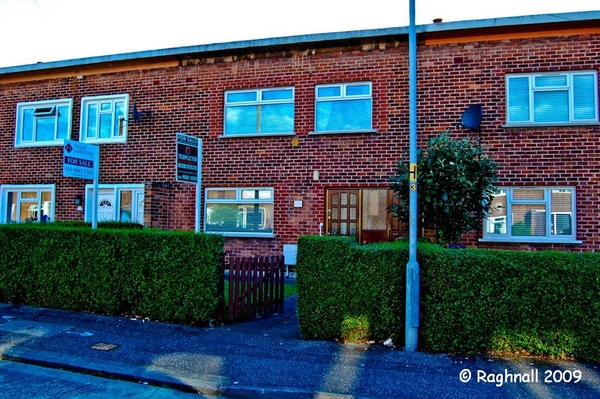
[[325, 187, 401, 243]]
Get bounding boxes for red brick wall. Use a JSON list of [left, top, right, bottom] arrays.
[[1, 33, 599, 254]]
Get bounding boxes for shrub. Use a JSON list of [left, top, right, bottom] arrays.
[[296, 236, 406, 345], [296, 236, 600, 362], [0, 224, 224, 324], [390, 130, 498, 244]]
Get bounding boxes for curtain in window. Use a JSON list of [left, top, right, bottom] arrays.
[[573, 74, 596, 120], [507, 77, 530, 122]]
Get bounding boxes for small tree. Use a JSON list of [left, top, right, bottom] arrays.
[[390, 130, 498, 245]]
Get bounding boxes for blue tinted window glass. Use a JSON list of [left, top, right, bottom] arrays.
[[86, 104, 97, 138], [227, 92, 257, 103], [99, 113, 112, 138], [115, 101, 126, 135], [36, 117, 54, 141], [261, 103, 294, 133], [226, 105, 258, 134], [317, 86, 341, 98], [22, 109, 34, 141], [57, 105, 69, 139], [262, 89, 293, 101], [534, 91, 568, 123], [535, 75, 567, 88], [316, 99, 371, 131], [573, 74, 596, 120], [508, 77, 530, 122], [346, 84, 370, 96]]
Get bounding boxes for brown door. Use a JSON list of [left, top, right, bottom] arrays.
[[326, 188, 402, 243], [326, 189, 359, 238], [361, 189, 391, 243]]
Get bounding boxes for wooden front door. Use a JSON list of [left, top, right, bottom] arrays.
[[327, 189, 359, 238], [326, 188, 403, 243]]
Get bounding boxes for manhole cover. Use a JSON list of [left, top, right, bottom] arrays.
[[90, 343, 120, 351]]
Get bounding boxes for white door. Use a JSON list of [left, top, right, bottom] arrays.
[[97, 193, 116, 222]]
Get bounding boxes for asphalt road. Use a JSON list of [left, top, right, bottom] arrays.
[[0, 360, 203, 399]]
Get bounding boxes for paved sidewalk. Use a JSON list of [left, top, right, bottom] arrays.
[[0, 295, 599, 398]]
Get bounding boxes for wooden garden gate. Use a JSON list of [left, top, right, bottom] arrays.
[[219, 256, 285, 322]]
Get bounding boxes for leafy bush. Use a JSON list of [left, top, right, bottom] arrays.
[[296, 236, 600, 362], [390, 130, 498, 244], [0, 224, 224, 324]]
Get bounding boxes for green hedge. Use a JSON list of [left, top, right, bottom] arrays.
[[420, 246, 600, 361], [296, 236, 600, 362], [0, 224, 225, 324], [296, 236, 406, 344]]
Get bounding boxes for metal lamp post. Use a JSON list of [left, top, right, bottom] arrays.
[[405, 0, 420, 352]]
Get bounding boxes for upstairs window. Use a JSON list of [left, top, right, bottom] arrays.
[[483, 187, 576, 243], [315, 82, 372, 133], [80, 94, 129, 143], [224, 88, 294, 135], [15, 99, 72, 147], [506, 71, 598, 126]]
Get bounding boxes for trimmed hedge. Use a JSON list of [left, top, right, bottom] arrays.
[[296, 236, 406, 344], [296, 236, 600, 362], [420, 246, 600, 361], [0, 224, 225, 324]]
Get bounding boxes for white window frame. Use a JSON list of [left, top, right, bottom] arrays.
[[313, 82, 374, 134], [80, 94, 129, 143], [481, 187, 580, 244], [0, 184, 56, 223], [506, 71, 598, 126], [84, 184, 144, 224], [204, 187, 275, 237], [15, 99, 73, 147], [223, 87, 294, 137]]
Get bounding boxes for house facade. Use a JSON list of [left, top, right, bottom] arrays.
[[0, 11, 599, 255]]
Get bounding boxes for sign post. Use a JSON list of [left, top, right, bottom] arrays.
[[63, 140, 100, 229], [176, 133, 202, 233]]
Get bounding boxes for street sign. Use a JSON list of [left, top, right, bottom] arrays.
[[63, 140, 99, 180], [176, 133, 203, 233], [63, 139, 100, 229], [176, 133, 201, 184]]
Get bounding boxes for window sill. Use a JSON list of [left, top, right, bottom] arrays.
[[80, 137, 127, 144], [309, 129, 378, 135], [503, 122, 600, 128], [15, 141, 66, 148], [218, 133, 296, 139], [206, 231, 276, 239], [479, 237, 582, 245]]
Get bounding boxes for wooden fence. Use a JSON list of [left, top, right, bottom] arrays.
[[218, 256, 285, 322]]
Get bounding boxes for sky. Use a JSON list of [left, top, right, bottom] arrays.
[[0, 0, 598, 68]]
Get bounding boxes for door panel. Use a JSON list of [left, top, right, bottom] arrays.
[[361, 189, 389, 243], [327, 189, 359, 238], [97, 193, 116, 222]]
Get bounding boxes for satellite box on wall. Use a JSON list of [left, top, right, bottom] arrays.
[[460, 104, 482, 132]]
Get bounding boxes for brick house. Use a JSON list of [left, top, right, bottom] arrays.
[[0, 11, 598, 256]]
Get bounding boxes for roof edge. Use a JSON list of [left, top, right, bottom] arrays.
[[1, 10, 599, 76]]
